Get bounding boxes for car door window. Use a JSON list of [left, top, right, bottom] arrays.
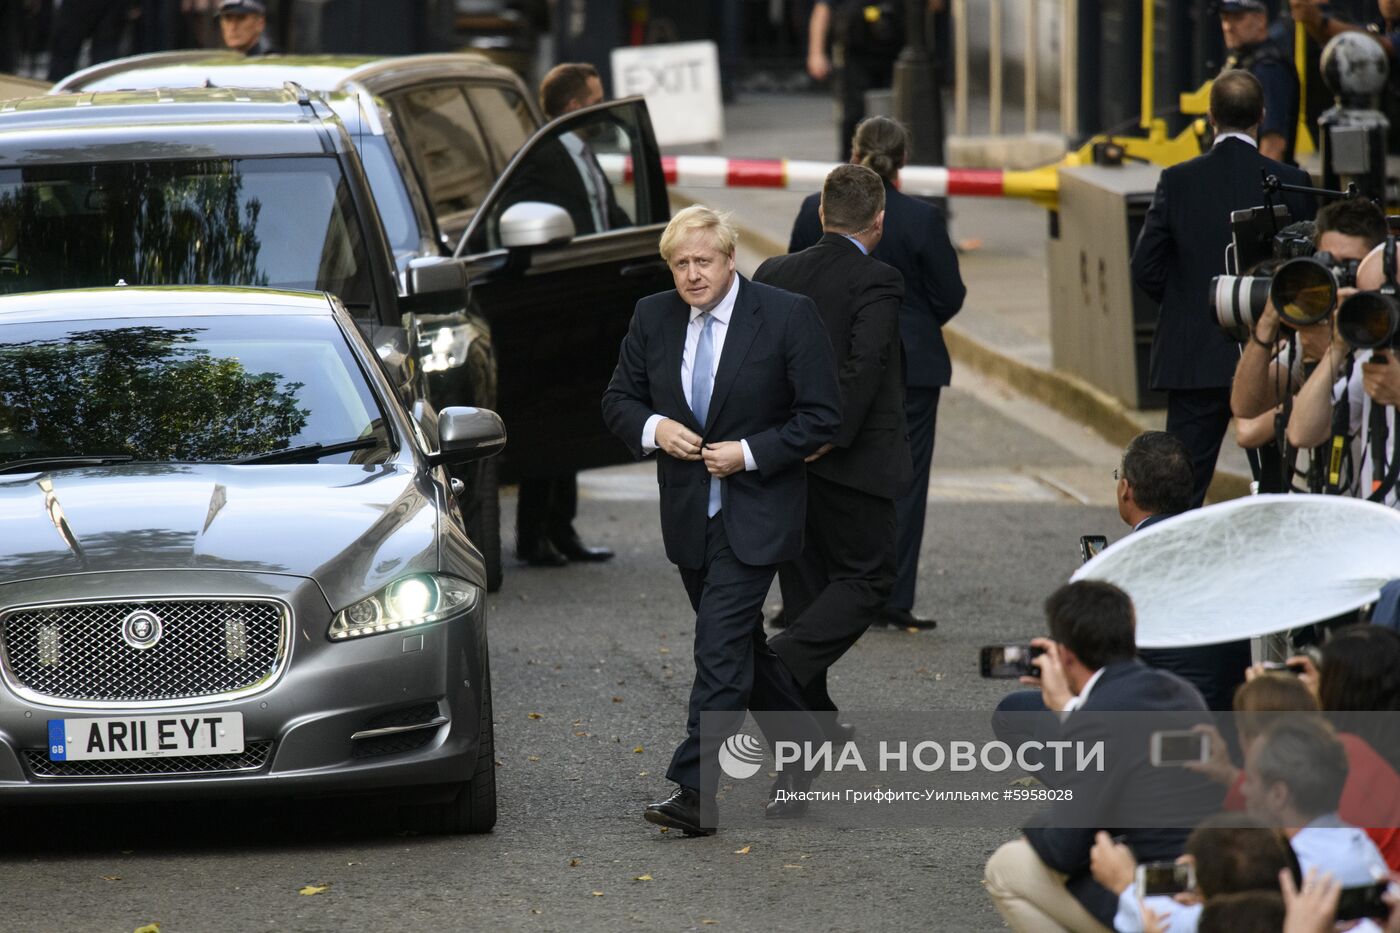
[[470, 103, 653, 253], [466, 84, 536, 171], [392, 84, 493, 234]]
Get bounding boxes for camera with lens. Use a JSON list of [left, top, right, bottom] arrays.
[[1338, 237, 1400, 353], [1212, 252, 1359, 341]]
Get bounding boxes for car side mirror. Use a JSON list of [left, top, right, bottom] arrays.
[[499, 201, 575, 249], [431, 407, 506, 465], [402, 256, 468, 314]]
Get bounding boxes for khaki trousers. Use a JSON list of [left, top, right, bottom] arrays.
[[984, 838, 1112, 933]]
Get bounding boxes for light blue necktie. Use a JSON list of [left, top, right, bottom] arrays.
[[691, 312, 721, 517]]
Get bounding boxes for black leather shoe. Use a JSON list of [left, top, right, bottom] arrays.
[[644, 786, 715, 836], [827, 721, 856, 743], [517, 537, 568, 567], [554, 533, 614, 563], [765, 772, 813, 819], [767, 607, 789, 630], [879, 608, 937, 631]]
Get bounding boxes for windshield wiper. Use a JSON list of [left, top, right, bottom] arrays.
[[233, 437, 381, 465], [0, 455, 135, 475]]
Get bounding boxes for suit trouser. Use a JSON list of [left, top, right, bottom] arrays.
[[1138, 642, 1251, 713], [772, 474, 897, 722], [515, 474, 578, 545], [667, 514, 819, 792], [1165, 387, 1233, 510], [834, 52, 895, 161], [891, 386, 941, 612], [985, 838, 1112, 933]]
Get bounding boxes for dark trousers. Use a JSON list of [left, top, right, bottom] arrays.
[[1165, 387, 1233, 510], [667, 515, 818, 792], [835, 52, 895, 160], [772, 474, 896, 722], [891, 386, 941, 612], [46, 0, 127, 81], [516, 474, 577, 546], [1138, 642, 1251, 713]]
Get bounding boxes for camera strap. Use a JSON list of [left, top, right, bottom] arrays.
[[1366, 398, 1400, 502], [1325, 356, 1354, 495]]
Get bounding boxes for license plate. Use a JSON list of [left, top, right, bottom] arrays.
[[47, 713, 244, 761]]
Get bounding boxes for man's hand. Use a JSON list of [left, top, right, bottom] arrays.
[[807, 51, 831, 81], [655, 418, 702, 461], [1290, 0, 1325, 31], [1363, 352, 1400, 406], [1028, 637, 1074, 712], [702, 441, 746, 478], [1089, 831, 1137, 895], [805, 443, 833, 463], [1281, 867, 1342, 933], [1184, 723, 1239, 787], [1254, 300, 1282, 346]]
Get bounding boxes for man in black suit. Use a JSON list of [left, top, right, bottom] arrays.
[[754, 165, 911, 741], [514, 62, 627, 567], [984, 582, 1221, 931], [790, 117, 965, 630], [1115, 431, 1252, 712], [602, 205, 841, 834], [1131, 69, 1315, 509]]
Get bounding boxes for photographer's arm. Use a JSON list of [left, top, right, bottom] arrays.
[[1286, 335, 1349, 448], [1232, 302, 1287, 418]]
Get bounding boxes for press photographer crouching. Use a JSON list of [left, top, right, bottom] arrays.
[[1230, 198, 1388, 485], [984, 582, 1221, 932]]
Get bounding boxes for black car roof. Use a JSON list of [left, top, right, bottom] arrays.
[[0, 86, 345, 163]]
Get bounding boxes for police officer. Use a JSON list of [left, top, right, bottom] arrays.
[[1220, 0, 1299, 164], [216, 0, 277, 57]]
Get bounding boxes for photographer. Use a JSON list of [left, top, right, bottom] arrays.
[[984, 582, 1220, 932], [1287, 241, 1400, 506]]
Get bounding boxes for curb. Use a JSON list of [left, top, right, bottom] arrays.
[[669, 190, 1252, 504]]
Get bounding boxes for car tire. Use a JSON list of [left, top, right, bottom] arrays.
[[401, 665, 497, 835], [466, 458, 503, 593]]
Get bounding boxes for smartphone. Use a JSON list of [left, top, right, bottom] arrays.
[[1078, 535, 1108, 564], [979, 644, 1045, 679], [1135, 861, 1195, 899], [1335, 881, 1391, 921], [1260, 660, 1308, 676], [1149, 730, 1210, 766]]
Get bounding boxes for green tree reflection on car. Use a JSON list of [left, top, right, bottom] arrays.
[[0, 326, 308, 461]]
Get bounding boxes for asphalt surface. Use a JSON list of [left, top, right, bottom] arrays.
[[0, 364, 1127, 933]]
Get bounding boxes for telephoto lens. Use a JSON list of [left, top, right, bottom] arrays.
[[1212, 274, 1272, 341], [1270, 257, 1340, 328], [1338, 290, 1400, 349]]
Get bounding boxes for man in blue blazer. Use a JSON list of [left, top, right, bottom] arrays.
[[603, 205, 842, 834], [1131, 69, 1315, 509], [984, 581, 1221, 931], [790, 116, 966, 629]]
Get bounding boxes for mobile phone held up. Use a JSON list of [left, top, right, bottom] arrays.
[[1335, 881, 1393, 921], [1259, 660, 1309, 676], [1149, 730, 1210, 767], [979, 644, 1045, 679], [1135, 861, 1195, 899], [1079, 535, 1108, 564]]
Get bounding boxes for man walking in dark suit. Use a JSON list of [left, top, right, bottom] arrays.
[[1131, 69, 1315, 509], [754, 165, 911, 744], [602, 205, 842, 834], [790, 117, 965, 629], [515, 62, 626, 567]]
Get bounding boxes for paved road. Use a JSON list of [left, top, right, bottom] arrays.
[[0, 365, 1128, 933]]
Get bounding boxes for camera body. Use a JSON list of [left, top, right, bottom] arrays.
[[1338, 236, 1400, 351]]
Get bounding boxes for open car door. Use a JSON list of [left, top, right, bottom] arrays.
[[453, 97, 671, 480]]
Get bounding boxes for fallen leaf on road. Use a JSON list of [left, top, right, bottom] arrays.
[[527, 712, 542, 720], [701, 919, 719, 925], [782, 864, 802, 869], [658, 647, 670, 654], [573, 719, 582, 725], [612, 696, 623, 703], [527, 755, 540, 762], [569, 858, 580, 867], [133, 925, 160, 933], [915, 667, 929, 674], [101, 875, 121, 881], [590, 891, 605, 897], [633, 745, 644, 753], [734, 845, 750, 855], [573, 731, 590, 737], [634, 874, 652, 881], [298, 884, 329, 896]]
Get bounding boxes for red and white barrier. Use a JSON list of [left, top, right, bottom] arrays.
[[595, 153, 1035, 201]]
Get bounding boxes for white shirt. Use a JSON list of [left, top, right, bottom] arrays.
[[559, 131, 607, 232], [1330, 349, 1399, 506], [1213, 131, 1258, 150], [1292, 813, 1390, 888], [640, 274, 756, 471]]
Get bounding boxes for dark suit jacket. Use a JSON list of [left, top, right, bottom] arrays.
[[1131, 137, 1315, 391], [790, 181, 965, 387], [601, 276, 841, 570], [754, 234, 913, 500], [1022, 660, 1222, 926], [500, 134, 629, 236]]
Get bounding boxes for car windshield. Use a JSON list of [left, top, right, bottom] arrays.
[[0, 313, 393, 466], [0, 158, 371, 305]]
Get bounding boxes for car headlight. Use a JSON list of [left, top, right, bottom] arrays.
[[329, 573, 479, 640]]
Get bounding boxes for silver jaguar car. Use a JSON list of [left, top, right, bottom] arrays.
[[0, 287, 502, 833]]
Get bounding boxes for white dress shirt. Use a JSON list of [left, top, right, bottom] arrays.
[[1213, 131, 1257, 150], [641, 274, 756, 471], [559, 131, 608, 232], [1059, 665, 1106, 715]]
